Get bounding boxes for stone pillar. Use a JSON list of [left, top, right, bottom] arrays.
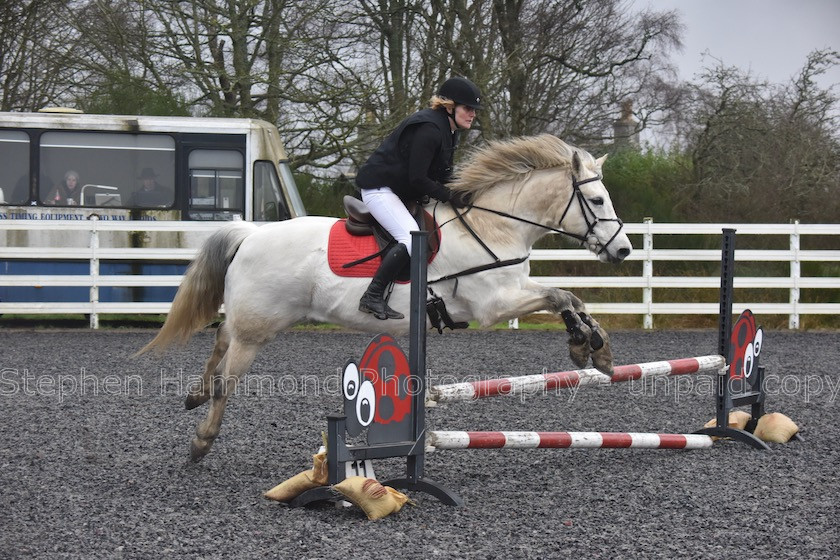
[[613, 100, 639, 148]]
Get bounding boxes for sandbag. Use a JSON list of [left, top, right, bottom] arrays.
[[753, 412, 799, 443], [333, 476, 412, 520], [703, 410, 752, 435], [264, 449, 328, 502]]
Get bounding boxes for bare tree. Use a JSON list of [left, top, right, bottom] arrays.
[[0, 0, 79, 111], [60, 1, 189, 115], [487, 0, 682, 143], [58, 0, 353, 169], [676, 50, 840, 223], [341, 0, 683, 160], [11, 0, 683, 177]]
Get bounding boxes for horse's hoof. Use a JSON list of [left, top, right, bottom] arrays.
[[594, 359, 614, 376], [185, 393, 211, 410], [568, 342, 591, 369], [590, 327, 613, 374], [190, 439, 211, 462], [591, 347, 614, 376]]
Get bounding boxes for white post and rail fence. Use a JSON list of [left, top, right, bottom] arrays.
[[1, 218, 838, 329]]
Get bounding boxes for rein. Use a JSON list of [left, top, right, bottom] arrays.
[[428, 202, 530, 294]]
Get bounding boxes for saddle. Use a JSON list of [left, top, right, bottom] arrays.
[[342, 195, 439, 254], [331, 196, 466, 332], [326, 196, 440, 282]]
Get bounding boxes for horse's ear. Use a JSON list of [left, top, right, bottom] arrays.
[[572, 151, 582, 176], [596, 154, 608, 168]]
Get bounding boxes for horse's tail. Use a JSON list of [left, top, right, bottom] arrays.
[[135, 221, 259, 356]]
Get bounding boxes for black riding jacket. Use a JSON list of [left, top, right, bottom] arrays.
[[355, 107, 459, 202]]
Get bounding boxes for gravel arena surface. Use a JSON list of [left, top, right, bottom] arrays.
[[0, 327, 837, 559]]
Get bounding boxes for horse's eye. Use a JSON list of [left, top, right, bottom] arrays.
[[590, 197, 604, 206]]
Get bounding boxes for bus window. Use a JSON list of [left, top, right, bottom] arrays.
[[0, 131, 30, 205], [188, 149, 244, 220], [277, 161, 306, 217], [253, 161, 292, 221], [38, 131, 175, 207]]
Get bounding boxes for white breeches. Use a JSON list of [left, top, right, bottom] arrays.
[[361, 187, 417, 255]]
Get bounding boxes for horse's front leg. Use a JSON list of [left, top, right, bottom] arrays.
[[478, 282, 613, 375], [545, 287, 613, 375], [560, 306, 613, 375]]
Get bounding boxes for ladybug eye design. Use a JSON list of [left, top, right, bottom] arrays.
[[343, 362, 360, 400], [742, 343, 755, 379], [356, 379, 376, 427], [752, 328, 763, 357]]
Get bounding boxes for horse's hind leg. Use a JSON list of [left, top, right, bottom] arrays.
[[185, 321, 231, 410], [190, 337, 261, 462]]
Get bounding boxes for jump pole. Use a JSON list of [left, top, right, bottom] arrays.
[[428, 355, 725, 404], [426, 431, 714, 451]]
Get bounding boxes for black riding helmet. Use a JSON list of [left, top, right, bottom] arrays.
[[438, 77, 483, 110]]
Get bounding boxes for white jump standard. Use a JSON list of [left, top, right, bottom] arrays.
[[428, 355, 725, 404], [426, 431, 715, 451]]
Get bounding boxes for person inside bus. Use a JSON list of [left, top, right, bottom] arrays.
[[10, 174, 31, 205], [354, 76, 481, 320], [44, 170, 82, 205], [131, 167, 172, 207]]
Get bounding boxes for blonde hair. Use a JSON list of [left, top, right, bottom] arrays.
[[429, 95, 455, 111]]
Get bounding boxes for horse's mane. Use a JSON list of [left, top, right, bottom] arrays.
[[450, 134, 579, 199]]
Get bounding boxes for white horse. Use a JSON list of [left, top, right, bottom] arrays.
[[138, 134, 632, 461]]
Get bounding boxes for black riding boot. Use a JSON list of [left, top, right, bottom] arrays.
[[359, 243, 410, 320]]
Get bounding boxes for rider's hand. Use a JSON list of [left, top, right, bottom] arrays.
[[430, 185, 471, 207], [449, 190, 472, 208], [430, 184, 452, 202]]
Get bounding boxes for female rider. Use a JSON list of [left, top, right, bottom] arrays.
[[355, 76, 482, 320]]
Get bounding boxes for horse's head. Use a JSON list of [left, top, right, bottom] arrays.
[[562, 150, 632, 264], [450, 134, 632, 263]]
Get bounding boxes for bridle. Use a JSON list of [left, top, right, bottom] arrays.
[[428, 171, 625, 289], [443, 172, 625, 252]]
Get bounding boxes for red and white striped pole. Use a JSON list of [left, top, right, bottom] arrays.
[[428, 355, 724, 404], [426, 431, 714, 451]]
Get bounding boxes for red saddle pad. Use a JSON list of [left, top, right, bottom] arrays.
[[327, 219, 439, 280]]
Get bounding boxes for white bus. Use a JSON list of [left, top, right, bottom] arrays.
[[0, 110, 306, 306]]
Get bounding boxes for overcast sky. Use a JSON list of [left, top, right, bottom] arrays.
[[636, 0, 840, 89]]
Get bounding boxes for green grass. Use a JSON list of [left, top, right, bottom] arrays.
[[0, 314, 169, 329], [2, 310, 838, 331]]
